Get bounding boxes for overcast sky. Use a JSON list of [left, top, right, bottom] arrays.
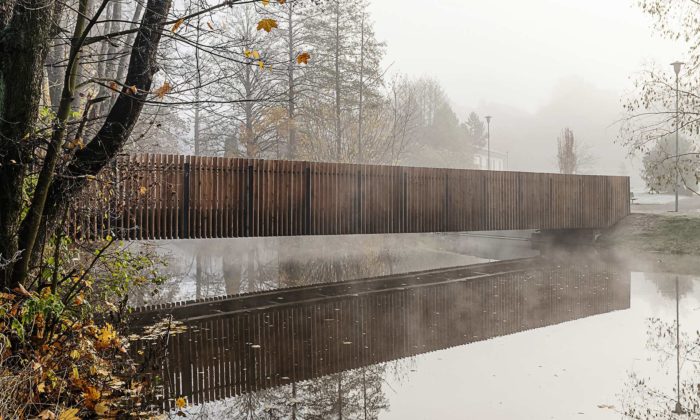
[[368, 0, 684, 115]]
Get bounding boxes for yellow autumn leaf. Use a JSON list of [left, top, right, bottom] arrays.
[[244, 49, 252, 58], [83, 385, 101, 405], [69, 349, 80, 360], [278, 0, 286, 3], [175, 396, 187, 409], [296, 52, 310, 64], [252, 50, 260, 59], [256, 18, 278, 32], [139, 186, 147, 196], [65, 138, 85, 150], [37, 409, 56, 420], [257, 60, 265, 70], [94, 402, 109, 416], [172, 18, 184, 32], [37, 382, 46, 393], [109, 81, 119, 92], [58, 408, 80, 420], [153, 81, 171, 98], [128, 85, 138, 95], [261, 0, 269, 5], [95, 323, 117, 350]]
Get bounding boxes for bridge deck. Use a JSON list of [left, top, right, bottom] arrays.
[[71, 154, 630, 240]]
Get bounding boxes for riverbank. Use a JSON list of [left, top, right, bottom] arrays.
[[597, 212, 700, 255]]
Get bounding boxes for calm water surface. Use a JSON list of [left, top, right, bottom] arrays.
[[133, 234, 700, 419]]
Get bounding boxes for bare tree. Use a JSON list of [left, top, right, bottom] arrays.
[[620, 0, 700, 194], [558, 128, 578, 174], [0, 0, 304, 291]]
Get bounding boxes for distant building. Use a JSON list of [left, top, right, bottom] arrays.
[[472, 148, 507, 171]]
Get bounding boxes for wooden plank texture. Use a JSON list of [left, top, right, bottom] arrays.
[[69, 154, 631, 240]]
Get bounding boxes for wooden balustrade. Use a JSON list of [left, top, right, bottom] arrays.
[[69, 154, 630, 240]]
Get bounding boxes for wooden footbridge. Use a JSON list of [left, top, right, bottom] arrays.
[[72, 154, 630, 240]]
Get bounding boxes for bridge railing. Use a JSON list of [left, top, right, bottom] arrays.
[[69, 154, 630, 240]]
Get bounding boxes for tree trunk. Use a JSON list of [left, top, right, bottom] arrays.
[[114, 1, 144, 97], [287, 3, 296, 159], [46, 0, 172, 207], [94, 1, 112, 116], [12, 0, 96, 288], [195, 253, 203, 300], [333, 0, 342, 160], [223, 259, 241, 295], [244, 65, 255, 157], [19, 0, 172, 288], [193, 17, 202, 155], [47, 41, 65, 109], [97, 1, 122, 116], [357, 13, 365, 163], [0, 0, 61, 288]]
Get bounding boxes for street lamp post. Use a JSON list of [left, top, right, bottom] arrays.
[[671, 61, 683, 212], [485, 115, 492, 170], [672, 275, 685, 415]]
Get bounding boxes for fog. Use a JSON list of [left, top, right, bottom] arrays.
[[371, 0, 683, 112], [370, 0, 686, 183], [117, 0, 691, 189]]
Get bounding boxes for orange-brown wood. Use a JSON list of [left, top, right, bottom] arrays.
[[70, 154, 630, 240]]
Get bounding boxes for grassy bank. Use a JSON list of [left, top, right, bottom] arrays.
[[597, 213, 700, 255]]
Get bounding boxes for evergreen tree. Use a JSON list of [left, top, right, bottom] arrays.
[[301, 0, 386, 162], [462, 111, 487, 149]]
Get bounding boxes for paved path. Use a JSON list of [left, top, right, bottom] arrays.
[[631, 192, 700, 214]]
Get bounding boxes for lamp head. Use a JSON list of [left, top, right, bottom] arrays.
[[485, 115, 492, 124], [671, 61, 684, 76]]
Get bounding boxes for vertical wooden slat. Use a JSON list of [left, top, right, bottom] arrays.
[[75, 154, 631, 240]]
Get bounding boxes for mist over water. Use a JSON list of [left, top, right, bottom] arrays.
[[6, 0, 700, 416], [130, 236, 700, 419], [135, 232, 538, 306], [112, 0, 700, 416]]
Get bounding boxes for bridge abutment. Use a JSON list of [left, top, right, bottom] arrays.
[[531, 229, 601, 250]]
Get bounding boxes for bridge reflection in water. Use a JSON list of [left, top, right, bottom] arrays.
[[137, 258, 630, 411]]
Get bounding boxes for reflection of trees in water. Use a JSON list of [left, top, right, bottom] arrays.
[[149, 239, 402, 303], [128, 244, 186, 307], [646, 273, 696, 301], [277, 250, 397, 289], [621, 305, 700, 417], [301, 366, 388, 420], [141, 234, 502, 305], [222, 246, 280, 295], [135, 233, 512, 306], [183, 365, 391, 419]]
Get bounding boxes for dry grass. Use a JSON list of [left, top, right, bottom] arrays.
[[0, 360, 41, 419]]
